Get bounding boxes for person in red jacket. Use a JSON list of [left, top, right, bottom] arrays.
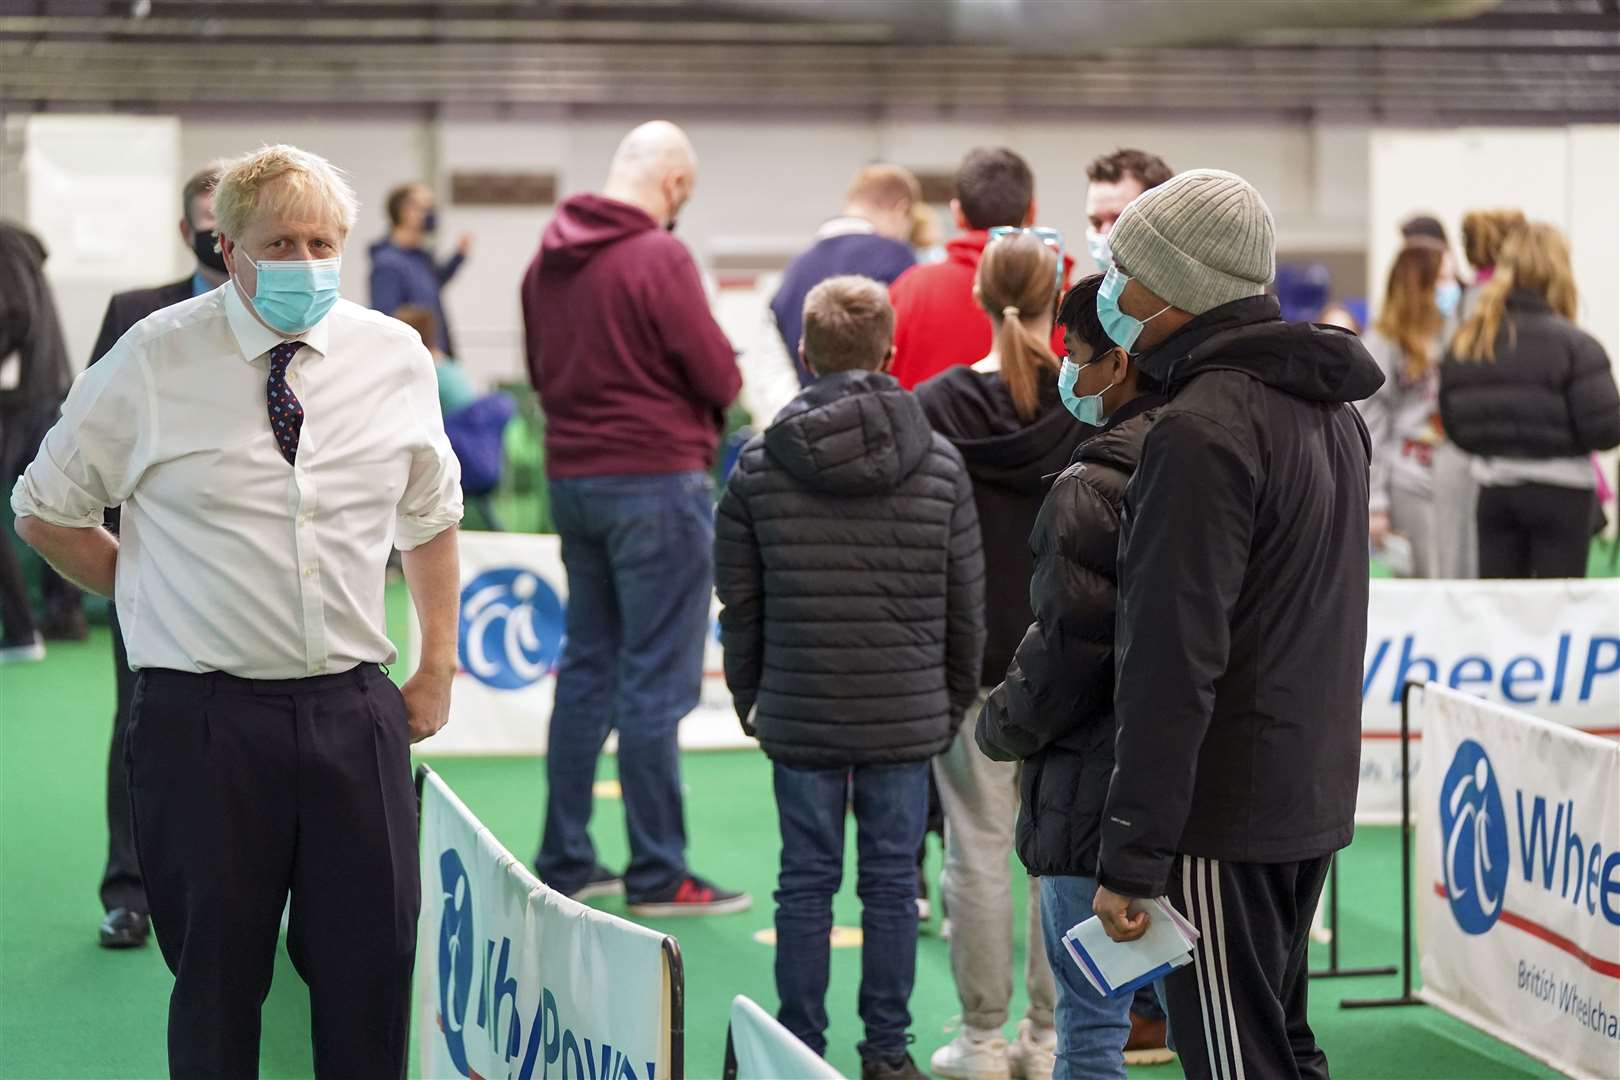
[[521, 120, 750, 916], [889, 147, 1069, 389]]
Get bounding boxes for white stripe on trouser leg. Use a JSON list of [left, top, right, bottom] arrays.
[[1201, 858, 1236, 1080], [1210, 860, 1246, 1080], [1184, 855, 1223, 1080]]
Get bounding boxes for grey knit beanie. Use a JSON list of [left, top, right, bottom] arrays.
[[1108, 169, 1276, 316]]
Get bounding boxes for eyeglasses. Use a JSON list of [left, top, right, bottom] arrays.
[[987, 226, 1065, 293]]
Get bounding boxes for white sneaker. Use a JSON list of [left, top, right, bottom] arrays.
[[0, 633, 45, 664], [1006, 1019, 1056, 1080], [929, 1025, 1010, 1080]]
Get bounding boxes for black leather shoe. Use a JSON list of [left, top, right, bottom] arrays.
[[99, 908, 151, 949]]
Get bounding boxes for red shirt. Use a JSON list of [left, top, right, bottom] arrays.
[[888, 231, 1071, 390]]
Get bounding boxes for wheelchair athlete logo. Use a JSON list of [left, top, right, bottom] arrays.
[[1438, 738, 1510, 935], [437, 849, 476, 1075], [458, 568, 565, 690]]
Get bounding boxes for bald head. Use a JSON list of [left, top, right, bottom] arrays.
[[604, 121, 698, 229]]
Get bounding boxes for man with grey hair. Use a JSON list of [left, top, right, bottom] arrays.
[[1086, 170, 1382, 1080], [522, 121, 748, 915], [13, 143, 463, 1076]]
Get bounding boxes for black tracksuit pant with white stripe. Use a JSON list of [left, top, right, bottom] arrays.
[[1164, 854, 1333, 1080]]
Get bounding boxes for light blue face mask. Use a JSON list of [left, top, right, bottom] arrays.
[[1434, 279, 1462, 320], [1087, 230, 1111, 271], [238, 255, 342, 335], [1097, 264, 1170, 351], [1058, 354, 1121, 426]]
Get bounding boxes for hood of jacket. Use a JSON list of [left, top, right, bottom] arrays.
[[1140, 295, 1384, 404], [539, 193, 660, 271], [918, 366, 1080, 495], [765, 369, 936, 496]]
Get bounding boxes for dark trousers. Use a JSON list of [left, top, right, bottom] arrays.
[[536, 472, 713, 897], [0, 407, 81, 642], [1162, 854, 1332, 1080], [127, 664, 419, 1080], [1477, 483, 1594, 579], [100, 603, 144, 912], [773, 760, 930, 1063]]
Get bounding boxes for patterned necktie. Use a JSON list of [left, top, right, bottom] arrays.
[[266, 341, 305, 466]]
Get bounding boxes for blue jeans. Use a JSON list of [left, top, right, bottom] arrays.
[[773, 761, 929, 1063], [535, 472, 714, 897], [1038, 875, 1133, 1080]]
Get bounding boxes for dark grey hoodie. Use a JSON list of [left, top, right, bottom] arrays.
[[714, 369, 986, 768]]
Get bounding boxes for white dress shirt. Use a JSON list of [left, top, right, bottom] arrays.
[[11, 282, 462, 679]]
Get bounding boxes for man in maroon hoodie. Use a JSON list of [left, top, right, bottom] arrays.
[[889, 147, 1069, 389], [521, 120, 750, 916]]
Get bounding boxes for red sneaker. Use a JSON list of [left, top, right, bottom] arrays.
[[625, 874, 752, 917]]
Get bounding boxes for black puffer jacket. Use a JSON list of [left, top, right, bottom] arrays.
[[715, 369, 986, 767], [915, 366, 1090, 686], [977, 395, 1161, 877], [1096, 296, 1385, 899], [1439, 290, 1620, 459]]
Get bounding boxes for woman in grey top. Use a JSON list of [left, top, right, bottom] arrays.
[[1358, 236, 1474, 578]]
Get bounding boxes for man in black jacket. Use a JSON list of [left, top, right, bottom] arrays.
[[1087, 171, 1383, 1080], [717, 275, 985, 1080], [82, 162, 227, 950]]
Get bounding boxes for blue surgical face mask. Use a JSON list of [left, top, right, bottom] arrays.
[[1058, 354, 1120, 426], [1087, 230, 1111, 271], [1434, 279, 1461, 319], [1097, 264, 1170, 351], [238, 254, 342, 335]]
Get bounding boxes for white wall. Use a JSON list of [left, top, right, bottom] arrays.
[[11, 108, 1377, 389]]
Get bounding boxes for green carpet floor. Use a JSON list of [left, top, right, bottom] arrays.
[[0, 623, 1564, 1080]]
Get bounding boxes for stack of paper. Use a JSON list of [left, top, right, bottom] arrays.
[[1062, 897, 1200, 998]]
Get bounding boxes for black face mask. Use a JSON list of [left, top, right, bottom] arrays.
[[191, 228, 227, 274]]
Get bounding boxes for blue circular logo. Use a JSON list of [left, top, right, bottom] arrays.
[[437, 849, 475, 1074], [458, 567, 565, 690], [1438, 738, 1510, 935]]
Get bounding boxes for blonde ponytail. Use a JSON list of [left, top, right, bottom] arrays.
[[1452, 222, 1574, 363], [976, 232, 1060, 421]]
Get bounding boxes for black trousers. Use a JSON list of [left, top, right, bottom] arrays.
[[100, 603, 144, 912], [1163, 854, 1332, 1080], [127, 663, 419, 1080], [1477, 482, 1595, 579]]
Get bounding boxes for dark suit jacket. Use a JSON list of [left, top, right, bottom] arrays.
[[89, 277, 195, 366]]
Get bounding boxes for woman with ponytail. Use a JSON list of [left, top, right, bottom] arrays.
[[1356, 238, 1474, 577], [1440, 223, 1620, 577], [913, 230, 1078, 1080]]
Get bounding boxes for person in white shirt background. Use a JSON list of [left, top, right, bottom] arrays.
[[11, 143, 463, 1079]]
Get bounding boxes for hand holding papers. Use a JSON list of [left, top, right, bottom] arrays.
[[1062, 897, 1200, 998]]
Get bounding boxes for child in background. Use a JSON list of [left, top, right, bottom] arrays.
[[393, 304, 476, 417], [716, 275, 986, 1080]]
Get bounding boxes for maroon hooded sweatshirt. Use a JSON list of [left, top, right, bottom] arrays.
[[522, 194, 740, 478]]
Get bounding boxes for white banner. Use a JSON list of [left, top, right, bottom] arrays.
[[727, 996, 844, 1080], [415, 767, 676, 1080], [1357, 580, 1620, 823], [1415, 684, 1620, 1078], [409, 531, 747, 755]]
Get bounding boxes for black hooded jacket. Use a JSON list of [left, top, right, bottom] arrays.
[[715, 370, 986, 767], [976, 394, 1162, 877], [915, 366, 1090, 686], [1096, 296, 1385, 899]]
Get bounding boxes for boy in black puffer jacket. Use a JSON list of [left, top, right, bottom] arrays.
[[977, 274, 1168, 1077], [716, 275, 985, 1080]]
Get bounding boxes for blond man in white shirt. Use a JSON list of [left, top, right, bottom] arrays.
[[12, 144, 462, 1079]]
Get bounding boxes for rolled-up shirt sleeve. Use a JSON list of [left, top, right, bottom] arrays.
[[10, 340, 151, 528], [394, 343, 463, 551]]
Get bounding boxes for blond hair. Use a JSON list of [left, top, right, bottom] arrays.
[[847, 164, 921, 212], [1461, 208, 1527, 272], [1452, 222, 1578, 363], [214, 144, 359, 239], [802, 275, 894, 375], [977, 232, 1059, 421], [1373, 243, 1446, 382]]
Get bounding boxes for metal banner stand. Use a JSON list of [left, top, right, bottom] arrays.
[[1308, 852, 1398, 980], [1341, 679, 1428, 1010]]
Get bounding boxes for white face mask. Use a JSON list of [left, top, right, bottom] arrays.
[[1087, 231, 1112, 271]]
